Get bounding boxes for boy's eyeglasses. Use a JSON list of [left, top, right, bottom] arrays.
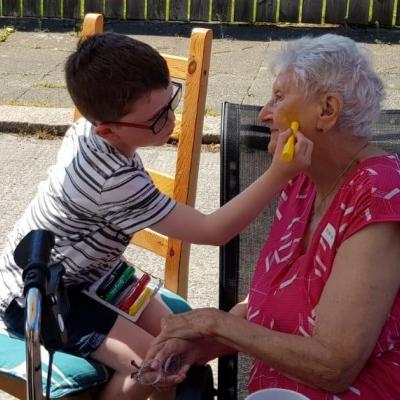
[[102, 81, 182, 135], [131, 353, 181, 385]]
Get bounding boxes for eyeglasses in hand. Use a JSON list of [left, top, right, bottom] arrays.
[[101, 81, 182, 135], [131, 353, 182, 385]]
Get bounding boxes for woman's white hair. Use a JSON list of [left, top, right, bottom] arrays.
[[271, 34, 385, 138]]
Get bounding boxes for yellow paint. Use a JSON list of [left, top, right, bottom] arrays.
[[281, 121, 299, 162]]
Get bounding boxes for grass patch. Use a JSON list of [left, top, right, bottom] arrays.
[[3, 99, 53, 107], [205, 107, 220, 117], [18, 127, 60, 140], [33, 82, 67, 89], [0, 26, 15, 42]]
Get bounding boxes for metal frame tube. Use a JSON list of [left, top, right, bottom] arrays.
[[25, 287, 44, 400]]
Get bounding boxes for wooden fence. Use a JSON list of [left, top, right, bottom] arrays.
[[0, 0, 399, 27]]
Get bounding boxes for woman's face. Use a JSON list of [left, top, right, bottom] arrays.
[[258, 69, 318, 155]]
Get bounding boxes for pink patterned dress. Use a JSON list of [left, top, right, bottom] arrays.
[[247, 154, 400, 399]]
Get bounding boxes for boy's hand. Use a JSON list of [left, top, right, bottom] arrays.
[[270, 128, 313, 180]]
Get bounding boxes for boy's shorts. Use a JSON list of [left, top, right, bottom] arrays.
[[3, 285, 118, 358]]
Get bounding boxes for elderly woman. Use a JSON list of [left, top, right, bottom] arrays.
[[142, 34, 400, 399]]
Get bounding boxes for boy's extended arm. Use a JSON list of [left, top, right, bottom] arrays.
[[151, 129, 313, 245]]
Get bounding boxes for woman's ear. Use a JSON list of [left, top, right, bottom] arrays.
[[316, 92, 342, 132]]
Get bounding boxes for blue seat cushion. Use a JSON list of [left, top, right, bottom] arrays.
[[0, 288, 191, 398]]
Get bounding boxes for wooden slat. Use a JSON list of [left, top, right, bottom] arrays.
[[74, 14, 104, 122], [105, 0, 124, 18], [43, 0, 61, 17], [162, 54, 188, 80], [3, 0, 20, 16], [234, 0, 253, 22], [170, 0, 188, 20], [0, 374, 26, 400], [63, 0, 80, 19], [212, 0, 231, 21], [256, 0, 277, 22], [148, 0, 166, 20], [372, 0, 395, 26], [279, 0, 300, 22], [23, 0, 40, 17], [148, 169, 175, 198], [190, 0, 209, 21], [165, 28, 212, 297], [131, 230, 168, 257], [85, 0, 103, 14], [348, 0, 370, 24], [126, 0, 145, 19], [302, 0, 323, 23], [325, 0, 347, 24], [398, 0, 400, 25]]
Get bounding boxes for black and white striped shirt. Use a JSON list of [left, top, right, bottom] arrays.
[[0, 119, 176, 314]]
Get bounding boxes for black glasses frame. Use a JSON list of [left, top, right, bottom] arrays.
[[100, 81, 183, 135]]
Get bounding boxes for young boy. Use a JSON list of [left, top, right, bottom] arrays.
[[0, 32, 312, 400]]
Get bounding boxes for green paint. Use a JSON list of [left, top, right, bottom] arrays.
[[187, 0, 191, 20], [393, 0, 398, 26], [81, 0, 84, 18], [123, 0, 126, 19], [208, 0, 212, 22], [40, 0, 43, 16], [19, 0, 23, 16], [252, 0, 257, 22], [144, 0, 147, 19], [321, 0, 327, 23], [60, 0, 63, 17], [230, 0, 234, 22], [298, 0, 303, 22], [276, 0, 280, 22], [166, 0, 169, 21]]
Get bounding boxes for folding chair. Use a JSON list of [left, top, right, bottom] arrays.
[[0, 12, 213, 400], [218, 102, 400, 400]]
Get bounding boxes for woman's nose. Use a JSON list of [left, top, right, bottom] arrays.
[[258, 102, 273, 124]]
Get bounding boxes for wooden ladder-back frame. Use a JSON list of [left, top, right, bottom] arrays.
[[74, 14, 213, 298]]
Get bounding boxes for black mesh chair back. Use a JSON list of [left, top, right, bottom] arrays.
[[219, 102, 400, 400]]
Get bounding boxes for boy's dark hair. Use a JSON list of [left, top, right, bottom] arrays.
[[65, 32, 170, 122]]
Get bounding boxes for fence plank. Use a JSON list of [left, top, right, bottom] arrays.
[[170, 0, 188, 20], [85, 0, 103, 14], [23, 0, 40, 16], [256, 0, 277, 22], [148, 0, 166, 20], [372, 0, 394, 26], [3, 0, 20, 16], [126, 0, 145, 19], [234, 0, 253, 22], [190, 0, 209, 21], [279, 0, 299, 22], [398, 0, 400, 25], [63, 0, 80, 18], [302, 0, 322, 23], [43, 0, 61, 17], [212, 0, 230, 21], [325, 0, 347, 24], [348, 0, 370, 24], [105, 0, 124, 18]]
